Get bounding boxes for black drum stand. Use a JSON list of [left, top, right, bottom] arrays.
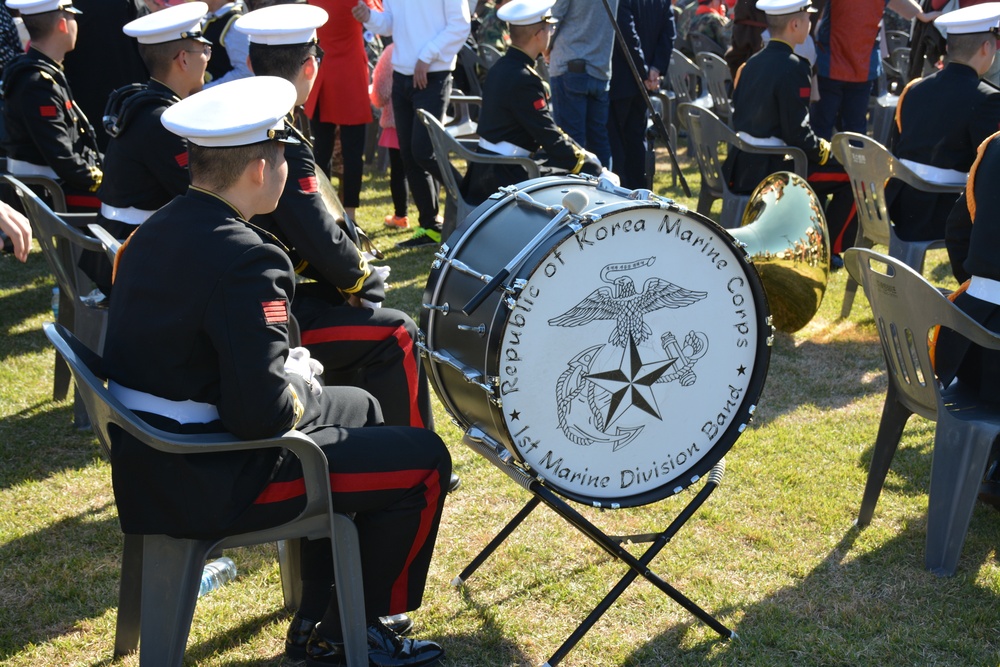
[[457, 429, 737, 666]]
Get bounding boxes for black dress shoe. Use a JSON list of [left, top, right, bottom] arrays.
[[289, 613, 412, 657], [381, 613, 413, 636], [306, 619, 444, 667], [285, 613, 316, 660], [448, 472, 461, 493]]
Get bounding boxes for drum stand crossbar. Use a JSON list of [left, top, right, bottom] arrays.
[[458, 431, 736, 667]]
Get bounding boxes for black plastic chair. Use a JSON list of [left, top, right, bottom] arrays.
[[830, 132, 964, 318], [417, 108, 540, 241], [679, 103, 806, 228], [844, 249, 1000, 576], [5, 174, 103, 427], [43, 322, 369, 666]]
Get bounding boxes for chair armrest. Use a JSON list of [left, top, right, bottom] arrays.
[[450, 94, 482, 107], [730, 136, 808, 177], [87, 223, 122, 262]]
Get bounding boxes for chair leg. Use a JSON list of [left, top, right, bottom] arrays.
[[924, 421, 998, 576], [138, 535, 215, 667], [332, 515, 367, 667], [278, 538, 303, 611], [857, 383, 913, 527], [115, 533, 143, 657], [53, 293, 73, 401], [696, 189, 716, 217]]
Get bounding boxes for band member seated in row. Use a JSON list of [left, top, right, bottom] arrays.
[[103, 75, 451, 667], [3, 0, 103, 211], [460, 0, 603, 209], [722, 0, 855, 264], [233, 6, 450, 443], [939, 131, 1000, 504], [90, 3, 210, 295], [887, 3, 1000, 243]]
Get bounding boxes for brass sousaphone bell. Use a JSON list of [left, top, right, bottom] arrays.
[[727, 171, 830, 333]]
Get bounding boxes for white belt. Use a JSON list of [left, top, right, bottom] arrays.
[[477, 138, 532, 158], [100, 203, 155, 225], [736, 132, 785, 148], [7, 158, 58, 179], [968, 276, 1000, 307], [109, 380, 221, 424], [899, 159, 967, 186]]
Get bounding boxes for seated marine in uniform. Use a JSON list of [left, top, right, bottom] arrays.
[[887, 3, 1000, 243], [722, 0, 856, 262], [460, 0, 603, 208], [939, 131, 1000, 504], [90, 2, 211, 295], [2, 0, 103, 211], [103, 75, 451, 667], [234, 5, 446, 442]]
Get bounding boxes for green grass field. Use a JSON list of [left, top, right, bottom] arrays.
[[2, 152, 1000, 667]]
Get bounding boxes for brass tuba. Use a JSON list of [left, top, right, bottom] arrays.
[[728, 171, 830, 333]]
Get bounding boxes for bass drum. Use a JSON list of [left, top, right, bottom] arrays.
[[420, 176, 771, 508]]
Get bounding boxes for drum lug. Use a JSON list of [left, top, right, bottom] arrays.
[[431, 246, 451, 269], [457, 323, 486, 336], [423, 302, 450, 315]]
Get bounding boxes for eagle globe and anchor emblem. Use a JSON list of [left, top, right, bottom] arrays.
[[547, 256, 711, 452]]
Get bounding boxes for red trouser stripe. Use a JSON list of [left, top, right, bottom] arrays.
[[65, 194, 101, 209], [301, 324, 424, 428], [252, 468, 442, 612], [807, 172, 850, 183]]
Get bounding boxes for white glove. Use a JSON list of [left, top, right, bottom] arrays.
[[599, 168, 621, 188], [284, 346, 324, 396]]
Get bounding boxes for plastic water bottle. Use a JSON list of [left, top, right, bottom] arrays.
[[198, 556, 237, 597], [51, 287, 59, 320]]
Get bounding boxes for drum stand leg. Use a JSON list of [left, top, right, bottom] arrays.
[[455, 462, 733, 667]]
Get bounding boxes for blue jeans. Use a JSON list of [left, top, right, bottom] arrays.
[[551, 71, 612, 167], [810, 76, 874, 140]]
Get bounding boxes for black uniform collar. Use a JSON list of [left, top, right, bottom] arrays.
[[507, 46, 536, 66], [766, 39, 795, 54], [941, 61, 981, 80], [188, 185, 246, 220], [27, 47, 64, 71], [147, 78, 182, 102]]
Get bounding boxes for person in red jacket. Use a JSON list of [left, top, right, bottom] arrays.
[[305, 0, 377, 222]]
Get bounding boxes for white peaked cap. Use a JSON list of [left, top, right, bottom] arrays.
[[234, 4, 329, 45], [160, 76, 298, 148], [123, 2, 209, 45]]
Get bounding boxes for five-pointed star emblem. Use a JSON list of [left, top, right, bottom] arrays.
[[585, 335, 676, 428]]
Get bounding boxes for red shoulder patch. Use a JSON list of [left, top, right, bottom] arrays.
[[533, 97, 547, 110], [38, 105, 57, 117], [298, 176, 318, 193], [799, 87, 811, 99], [175, 151, 189, 167], [262, 299, 289, 325]]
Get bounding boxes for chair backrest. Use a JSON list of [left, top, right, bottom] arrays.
[[478, 42, 503, 69], [417, 108, 540, 216], [678, 102, 726, 196], [689, 32, 726, 58], [668, 49, 705, 107], [457, 43, 483, 97], [886, 29, 909, 54], [444, 93, 480, 139], [844, 248, 1000, 421], [695, 52, 733, 120], [4, 175, 103, 303], [830, 132, 964, 249]]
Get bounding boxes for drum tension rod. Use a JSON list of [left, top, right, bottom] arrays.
[[462, 189, 591, 317]]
